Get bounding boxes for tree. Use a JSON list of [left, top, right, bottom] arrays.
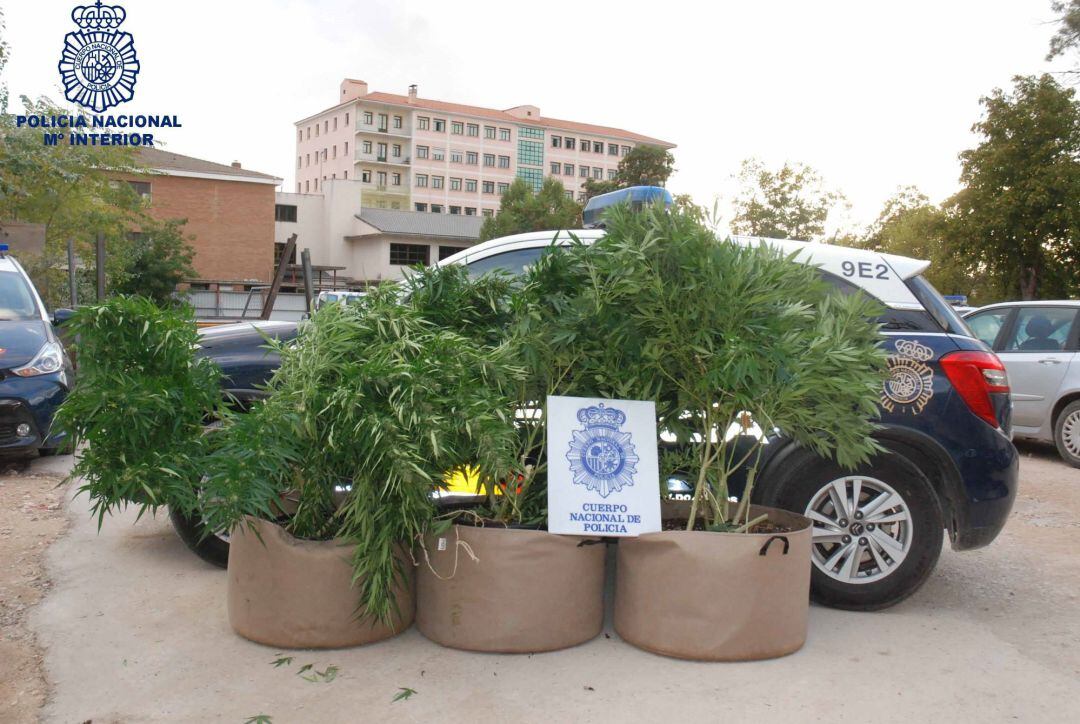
[[113, 218, 197, 304], [946, 74, 1080, 300], [0, 8, 9, 114], [580, 144, 676, 201], [729, 159, 846, 241], [479, 177, 581, 241], [1048, 1, 1080, 71]]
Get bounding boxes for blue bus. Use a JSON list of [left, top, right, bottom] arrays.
[[582, 185, 673, 229]]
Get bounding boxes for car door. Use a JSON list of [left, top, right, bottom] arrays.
[[965, 307, 1013, 350], [995, 306, 1078, 431]]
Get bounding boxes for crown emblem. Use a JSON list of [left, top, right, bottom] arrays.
[[577, 403, 626, 429], [72, 2, 127, 30], [894, 339, 934, 362]]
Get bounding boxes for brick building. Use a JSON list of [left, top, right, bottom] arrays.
[[123, 149, 282, 283]]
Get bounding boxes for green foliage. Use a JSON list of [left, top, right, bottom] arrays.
[[581, 178, 619, 200], [200, 278, 525, 622], [1048, 1, 1080, 64], [539, 205, 887, 530], [53, 297, 224, 525], [0, 7, 9, 114], [580, 144, 676, 201], [393, 687, 418, 702], [113, 218, 197, 305], [730, 158, 847, 241], [479, 177, 581, 241], [946, 74, 1080, 300]]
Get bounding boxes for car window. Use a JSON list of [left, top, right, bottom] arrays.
[[818, 271, 937, 331], [966, 309, 1011, 348], [905, 275, 972, 336], [0, 270, 39, 321], [1003, 307, 1077, 352], [465, 247, 545, 277]]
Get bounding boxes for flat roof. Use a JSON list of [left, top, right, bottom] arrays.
[[355, 208, 484, 241]]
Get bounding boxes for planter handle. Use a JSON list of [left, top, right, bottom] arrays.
[[576, 538, 608, 548], [758, 535, 790, 556]]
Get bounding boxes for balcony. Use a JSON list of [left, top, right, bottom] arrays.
[[355, 123, 411, 138], [354, 151, 411, 166]]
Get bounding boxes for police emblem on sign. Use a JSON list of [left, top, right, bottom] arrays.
[[566, 403, 640, 498], [881, 339, 935, 415], [57, 2, 140, 113]]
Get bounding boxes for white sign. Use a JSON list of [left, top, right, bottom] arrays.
[[547, 395, 661, 537]]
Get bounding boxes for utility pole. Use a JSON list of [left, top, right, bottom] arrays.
[[301, 248, 314, 314]]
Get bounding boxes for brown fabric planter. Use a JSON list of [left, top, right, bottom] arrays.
[[227, 517, 414, 649], [416, 524, 605, 653], [614, 505, 811, 661]]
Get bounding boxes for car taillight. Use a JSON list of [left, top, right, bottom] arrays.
[[940, 351, 1010, 428]]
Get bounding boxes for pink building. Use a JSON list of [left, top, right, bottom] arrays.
[[294, 79, 675, 216]]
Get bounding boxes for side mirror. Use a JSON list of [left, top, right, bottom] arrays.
[[53, 308, 76, 326]]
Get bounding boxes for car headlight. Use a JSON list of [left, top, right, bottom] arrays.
[[13, 341, 65, 377]]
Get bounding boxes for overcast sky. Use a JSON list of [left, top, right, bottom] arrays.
[[2, 0, 1074, 232]]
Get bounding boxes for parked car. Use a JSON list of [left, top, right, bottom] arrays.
[[963, 301, 1080, 468], [0, 245, 75, 457], [191, 230, 1019, 611]]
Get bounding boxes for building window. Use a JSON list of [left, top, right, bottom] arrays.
[[417, 145, 429, 159], [333, 117, 338, 131], [362, 170, 372, 182], [516, 167, 543, 192], [550, 161, 561, 175], [418, 116, 430, 130], [519, 126, 545, 139], [450, 177, 462, 191], [394, 115, 403, 128], [392, 173, 401, 186], [415, 202, 427, 212], [621, 145, 631, 156], [451, 121, 464, 135], [377, 171, 388, 186], [314, 178, 318, 190], [565, 138, 576, 151], [578, 191, 587, 202], [392, 144, 402, 157], [306, 126, 310, 139], [128, 180, 152, 198], [466, 151, 478, 165], [498, 155, 510, 168], [363, 140, 373, 154], [498, 182, 509, 194], [579, 166, 589, 178], [484, 126, 496, 139], [345, 112, 349, 124], [363, 111, 373, 125], [482, 181, 495, 194], [324, 120, 329, 132], [467, 123, 479, 137], [431, 204, 443, 213], [450, 150, 463, 164], [378, 113, 388, 130], [305, 180, 309, 192], [322, 149, 327, 161], [551, 135, 562, 148], [344, 171, 347, 179], [390, 243, 430, 266], [275, 204, 298, 222], [296, 182, 300, 192], [332, 145, 337, 159], [564, 163, 574, 176], [482, 208, 494, 217], [499, 128, 511, 141], [593, 167, 603, 179], [306, 153, 310, 166], [608, 143, 619, 155], [465, 179, 478, 192], [315, 124, 319, 137], [517, 139, 543, 166], [416, 174, 428, 187], [439, 245, 467, 260], [433, 148, 445, 161], [564, 190, 573, 199], [483, 153, 495, 167], [434, 118, 446, 132], [465, 207, 476, 216], [432, 176, 444, 189], [449, 206, 461, 215], [608, 168, 617, 180], [344, 141, 349, 154], [297, 130, 302, 142], [593, 141, 604, 153]]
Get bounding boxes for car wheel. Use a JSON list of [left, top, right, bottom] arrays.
[[759, 450, 943, 611], [168, 506, 230, 568], [1054, 400, 1080, 469]]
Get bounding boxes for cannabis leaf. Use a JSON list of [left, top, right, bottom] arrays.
[[244, 716, 272, 724], [270, 656, 293, 668], [393, 687, 418, 702]]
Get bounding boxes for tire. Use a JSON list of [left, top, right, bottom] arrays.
[[169, 507, 230, 568], [758, 449, 943, 611], [1053, 400, 1080, 469]]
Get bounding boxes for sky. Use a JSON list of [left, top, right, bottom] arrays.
[[2, 0, 1075, 233]]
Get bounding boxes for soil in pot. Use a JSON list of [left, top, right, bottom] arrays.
[[614, 504, 812, 661], [416, 523, 605, 653], [227, 517, 414, 649]]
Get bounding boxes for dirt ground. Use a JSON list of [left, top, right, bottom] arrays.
[[0, 455, 70, 724], [5, 442, 1080, 723]]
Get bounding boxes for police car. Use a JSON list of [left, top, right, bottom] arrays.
[[438, 226, 1018, 611], [0, 245, 74, 456]]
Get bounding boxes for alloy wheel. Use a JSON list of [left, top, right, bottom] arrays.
[[1063, 409, 1080, 459], [805, 476, 913, 584]]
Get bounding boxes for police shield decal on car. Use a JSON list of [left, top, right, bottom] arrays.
[[881, 339, 935, 415]]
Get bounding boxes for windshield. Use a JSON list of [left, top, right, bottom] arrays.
[[905, 275, 973, 336], [0, 271, 40, 321]]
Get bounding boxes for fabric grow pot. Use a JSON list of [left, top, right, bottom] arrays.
[[227, 517, 414, 649], [416, 524, 606, 653], [614, 505, 811, 661]]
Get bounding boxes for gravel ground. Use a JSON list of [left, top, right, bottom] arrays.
[[6, 442, 1078, 723]]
